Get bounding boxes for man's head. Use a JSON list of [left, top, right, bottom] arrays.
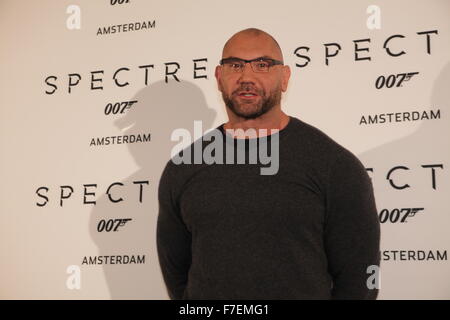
[[215, 28, 291, 120]]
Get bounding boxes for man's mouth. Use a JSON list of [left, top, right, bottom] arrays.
[[236, 91, 259, 98]]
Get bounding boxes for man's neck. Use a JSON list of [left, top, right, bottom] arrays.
[[224, 108, 290, 138]]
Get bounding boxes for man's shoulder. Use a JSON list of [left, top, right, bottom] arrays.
[[287, 116, 346, 154], [159, 137, 211, 190], [288, 116, 365, 169]]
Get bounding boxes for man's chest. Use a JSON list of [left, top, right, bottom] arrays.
[[178, 164, 326, 239]]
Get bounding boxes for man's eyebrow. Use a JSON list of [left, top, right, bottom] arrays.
[[222, 55, 276, 60], [259, 55, 275, 60], [221, 56, 241, 60]]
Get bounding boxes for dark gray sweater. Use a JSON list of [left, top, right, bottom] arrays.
[[157, 116, 380, 299]]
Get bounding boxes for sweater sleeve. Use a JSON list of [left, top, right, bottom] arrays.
[[324, 147, 381, 300], [156, 161, 192, 300]]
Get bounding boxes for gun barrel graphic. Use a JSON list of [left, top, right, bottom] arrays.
[[118, 218, 132, 228], [404, 72, 419, 81], [128, 100, 138, 107], [408, 207, 424, 217]]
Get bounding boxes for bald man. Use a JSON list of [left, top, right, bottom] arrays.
[[216, 28, 291, 134], [157, 28, 381, 300]]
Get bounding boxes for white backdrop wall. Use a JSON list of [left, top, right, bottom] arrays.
[[1, 0, 449, 299]]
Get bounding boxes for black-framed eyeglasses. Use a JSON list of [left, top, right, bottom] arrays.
[[219, 57, 284, 73]]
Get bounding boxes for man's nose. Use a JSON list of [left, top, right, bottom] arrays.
[[237, 63, 256, 82]]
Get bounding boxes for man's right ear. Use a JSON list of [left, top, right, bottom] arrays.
[[215, 65, 223, 92]]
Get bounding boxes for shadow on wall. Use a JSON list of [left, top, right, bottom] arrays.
[[88, 60, 450, 299], [358, 61, 450, 299], [89, 80, 216, 299], [359, 61, 450, 191]]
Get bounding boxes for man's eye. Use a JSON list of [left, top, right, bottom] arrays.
[[230, 63, 242, 69], [257, 62, 270, 68]]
